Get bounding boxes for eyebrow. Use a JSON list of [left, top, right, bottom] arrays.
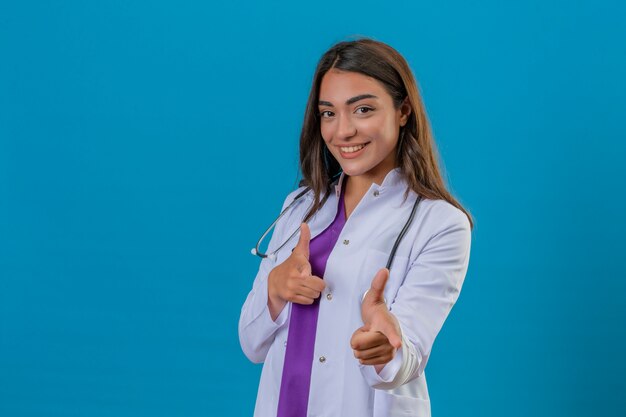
[[318, 94, 378, 107]]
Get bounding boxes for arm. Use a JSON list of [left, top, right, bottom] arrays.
[[238, 190, 302, 363], [359, 205, 472, 389]]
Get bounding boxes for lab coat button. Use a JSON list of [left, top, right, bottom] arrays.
[[326, 293, 333, 301], [373, 190, 380, 197], [343, 239, 349, 245], [319, 356, 326, 363]]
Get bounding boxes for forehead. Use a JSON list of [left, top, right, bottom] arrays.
[[319, 69, 389, 103]]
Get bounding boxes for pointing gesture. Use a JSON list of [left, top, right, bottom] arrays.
[[292, 222, 311, 270], [267, 223, 326, 320], [351, 268, 402, 367]]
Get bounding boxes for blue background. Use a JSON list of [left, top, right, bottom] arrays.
[[1, 1, 625, 416]]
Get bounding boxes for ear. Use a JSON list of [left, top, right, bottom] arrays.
[[399, 96, 412, 127]]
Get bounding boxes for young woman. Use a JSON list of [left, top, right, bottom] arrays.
[[239, 38, 473, 417]]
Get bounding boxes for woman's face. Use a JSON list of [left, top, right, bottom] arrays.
[[318, 69, 411, 182]]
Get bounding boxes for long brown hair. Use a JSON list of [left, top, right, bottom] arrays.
[[298, 37, 473, 229]]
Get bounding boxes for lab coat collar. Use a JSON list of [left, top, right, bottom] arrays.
[[334, 167, 404, 197]]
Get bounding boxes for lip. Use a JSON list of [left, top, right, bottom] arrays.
[[337, 142, 370, 159]]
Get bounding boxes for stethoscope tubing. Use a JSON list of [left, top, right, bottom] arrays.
[[251, 187, 311, 261], [252, 188, 422, 272], [385, 195, 422, 270]]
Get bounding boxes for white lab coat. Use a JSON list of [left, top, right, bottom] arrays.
[[239, 167, 471, 417]]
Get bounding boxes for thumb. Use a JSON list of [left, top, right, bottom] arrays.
[[292, 223, 311, 259], [366, 268, 389, 304]]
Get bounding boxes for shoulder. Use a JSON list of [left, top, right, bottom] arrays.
[[415, 197, 471, 240], [280, 185, 312, 211], [280, 178, 338, 212], [402, 196, 472, 267]]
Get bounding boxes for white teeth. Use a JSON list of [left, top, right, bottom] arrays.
[[340, 144, 366, 153]]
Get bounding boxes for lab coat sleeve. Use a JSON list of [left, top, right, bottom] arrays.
[[238, 189, 304, 364], [360, 203, 472, 389]]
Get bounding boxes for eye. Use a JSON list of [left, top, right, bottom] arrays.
[[320, 110, 335, 118], [355, 106, 374, 114]]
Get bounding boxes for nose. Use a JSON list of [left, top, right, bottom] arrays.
[[335, 111, 357, 141]]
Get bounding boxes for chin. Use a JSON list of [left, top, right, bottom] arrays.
[[337, 163, 370, 177]]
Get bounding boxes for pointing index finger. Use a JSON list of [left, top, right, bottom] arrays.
[[292, 223, 311, 259]]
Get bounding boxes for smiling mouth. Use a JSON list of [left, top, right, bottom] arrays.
[[339, 143, 369, 153]]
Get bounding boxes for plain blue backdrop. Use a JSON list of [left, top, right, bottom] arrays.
[[1, 1, 625, 416]]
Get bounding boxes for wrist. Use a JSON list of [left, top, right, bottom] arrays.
[[267, 269, 280, 302], [267, 269, 287, 320]]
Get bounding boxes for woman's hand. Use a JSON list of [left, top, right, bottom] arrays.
[[351, 268, 402, 369], [350, 325, 398, 368], [267, 223, 326, 320]]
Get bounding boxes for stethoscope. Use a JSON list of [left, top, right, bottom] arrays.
[[251, 176, 422, 271]]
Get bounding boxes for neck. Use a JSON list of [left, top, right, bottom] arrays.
[[345, 158, 397, 195], [343, 164, 397, 207]]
